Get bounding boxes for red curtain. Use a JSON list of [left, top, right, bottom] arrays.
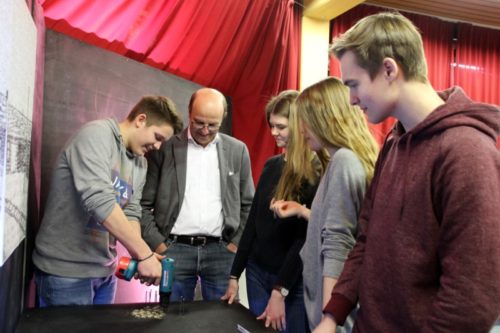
[[329, 5, 454, 146], [454, 24, 500, 148], [40, 0, 301, 182], [454, 23, 500, 105]]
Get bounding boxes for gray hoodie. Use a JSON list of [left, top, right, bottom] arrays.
[[33, 118, 147, 278]]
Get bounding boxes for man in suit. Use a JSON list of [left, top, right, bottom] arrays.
[[140, 87, 255, 301]]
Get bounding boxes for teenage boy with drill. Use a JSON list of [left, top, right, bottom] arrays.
[[33, 95, 183, 306]]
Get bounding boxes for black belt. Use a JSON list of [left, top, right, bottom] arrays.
[[169, 235, 221, 246]]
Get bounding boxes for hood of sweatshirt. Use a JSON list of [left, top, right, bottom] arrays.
[[105, 118, 135, 159], [391, 86, 499, 144], [375, 87, 500, 223]]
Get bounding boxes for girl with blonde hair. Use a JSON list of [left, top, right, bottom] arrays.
[[271, 77, 378, 331]]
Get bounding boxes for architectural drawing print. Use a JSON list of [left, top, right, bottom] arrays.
[[0, 92, 6, 256], [2, 90, 32, 263], [0, 0, 36, 265]]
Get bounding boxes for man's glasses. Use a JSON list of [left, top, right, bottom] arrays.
[[191, 120, 221, 132]]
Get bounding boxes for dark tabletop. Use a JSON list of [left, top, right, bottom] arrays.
[[16, 300, 274, 333]]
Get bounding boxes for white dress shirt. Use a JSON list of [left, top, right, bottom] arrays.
[[170, 129, 223, 236]]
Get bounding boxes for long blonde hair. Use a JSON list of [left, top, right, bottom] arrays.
[[268, 91, 321, 202], [296, 77, 378, 185]]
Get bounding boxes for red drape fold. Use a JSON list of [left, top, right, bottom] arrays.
[[40, 0, 302, 181], [454, 23, 500, 148], [454, 23, 500, 106]]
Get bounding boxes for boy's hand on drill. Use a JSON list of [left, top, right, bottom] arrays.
[[137, 253, 164, 286]]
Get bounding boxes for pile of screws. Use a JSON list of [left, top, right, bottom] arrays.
[[130, 305, 166, 319]]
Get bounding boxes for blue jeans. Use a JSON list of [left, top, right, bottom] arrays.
[[246, 260, 309, 333], [35, 269, 117, 307], [164, 239, 235, 302]]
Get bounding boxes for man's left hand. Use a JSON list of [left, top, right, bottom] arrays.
[[226, 242, 237, 253]]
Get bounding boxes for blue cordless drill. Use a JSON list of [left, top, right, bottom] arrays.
[[116, 256, 174, 308]]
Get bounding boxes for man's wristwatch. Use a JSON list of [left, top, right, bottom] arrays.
[[273, 285, 289, 297]]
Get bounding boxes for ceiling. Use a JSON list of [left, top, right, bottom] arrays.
[[366, 0, 500, 29]]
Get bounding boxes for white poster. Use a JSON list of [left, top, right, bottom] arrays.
[[0, 0, 37, 265]]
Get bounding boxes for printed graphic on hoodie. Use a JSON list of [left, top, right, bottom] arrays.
[[87, 163, 133, 232], [111, 168, 133, 208]]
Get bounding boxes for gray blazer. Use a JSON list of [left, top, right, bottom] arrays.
[[140, 129, 255, 251]]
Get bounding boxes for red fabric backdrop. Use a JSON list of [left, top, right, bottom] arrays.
[[455, 24, 500, 148], [40, 0, 301, 182], [454, 24, 500, 105], [39, 1, 499, 176]]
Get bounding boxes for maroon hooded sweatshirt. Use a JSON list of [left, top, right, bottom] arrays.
[[324, 87, 500, 333]]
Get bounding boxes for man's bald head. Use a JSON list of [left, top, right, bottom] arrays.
[[188, 88, 227, 118], [188, 88, 227, 147]]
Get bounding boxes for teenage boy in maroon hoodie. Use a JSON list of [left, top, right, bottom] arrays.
[[314, 12, 500, 333]]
